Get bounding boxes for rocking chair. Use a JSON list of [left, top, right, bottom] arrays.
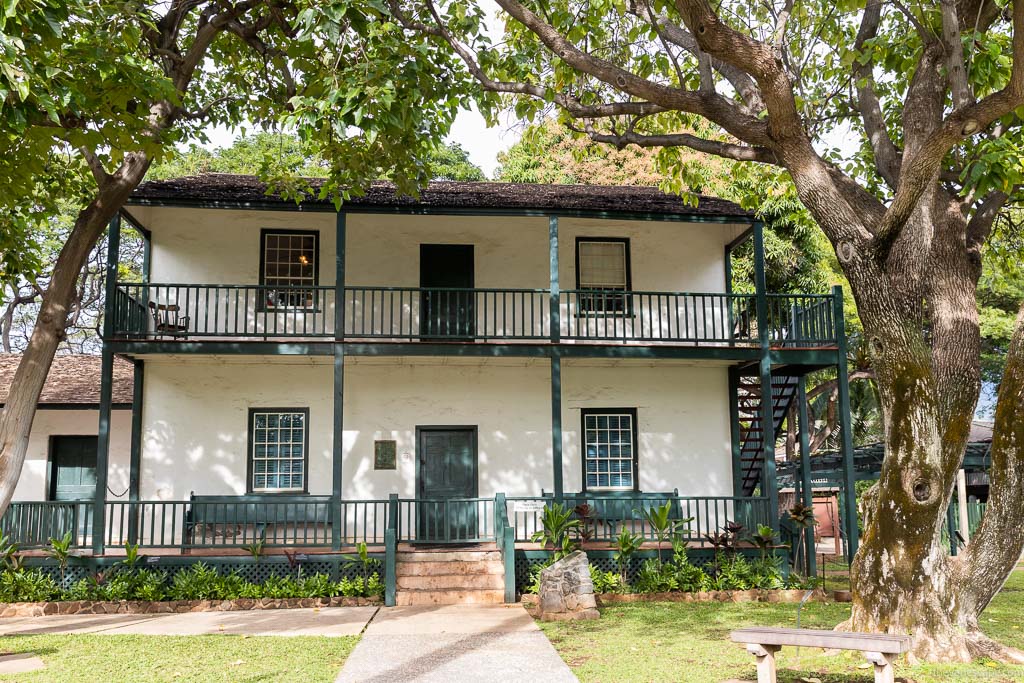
[[149, 302, 190, 339]]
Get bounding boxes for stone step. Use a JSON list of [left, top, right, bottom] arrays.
[[394, 589, 505, 606], [396, 560, 504, 576], [396, 550, 501, 563], [396, 573, 505, 591]]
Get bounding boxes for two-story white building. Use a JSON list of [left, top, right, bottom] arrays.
[[3, 175, 858, 604]]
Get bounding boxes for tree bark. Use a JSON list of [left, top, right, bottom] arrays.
[[0, 154, 151, 518]]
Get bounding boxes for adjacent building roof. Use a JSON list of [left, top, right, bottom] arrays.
[[0, 354, 134, 408], [129, 174, 752, 220]]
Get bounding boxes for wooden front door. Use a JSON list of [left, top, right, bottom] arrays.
[[420, 244, 475, 339], [416, 427, 478, 543], [50, 436, 97, 501]]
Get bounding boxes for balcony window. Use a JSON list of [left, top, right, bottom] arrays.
[[248, 409, 308, 493], [576, 238, 630, 314], [260, 229, 319, 310], [582, 408, 638, 491]]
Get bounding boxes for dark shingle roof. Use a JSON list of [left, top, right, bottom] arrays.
[[130, 174, 751, 219], [0, 354, 133, 407]]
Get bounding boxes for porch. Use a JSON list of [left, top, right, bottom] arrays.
[[111, 283, 839, 349]]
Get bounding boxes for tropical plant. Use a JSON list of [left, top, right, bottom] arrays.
[[168, 563, 223, 601], [342, 542, 379, 591], [612, 525, 644, 585], [0, 533, 20, 571], [572, 504, 597, 544], [788, 503, 819, 578], [244, 539, 265, 564], [589, 565, 624, 594], [749, 525, 778, 563], [0, 568, 59, 603], [45, 531, 74, 588], [531, 503, 581, 560], [670, 543, 709, 593], [633, 559, 678, 593], [637, 502, 692, 567]]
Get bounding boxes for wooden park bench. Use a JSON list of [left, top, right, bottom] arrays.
[[730, 627, 911, 683]]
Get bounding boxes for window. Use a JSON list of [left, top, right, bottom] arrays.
[[259, 229, 319, 309], [248, 409, 308, 493], [582, 408, 638, 491], [575, 238, 631, 313]]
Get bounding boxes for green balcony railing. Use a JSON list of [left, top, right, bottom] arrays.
[[0, 501, 93, 549], [112, 282, 838, 346]]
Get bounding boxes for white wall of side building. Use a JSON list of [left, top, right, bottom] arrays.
[[12, 409, 132, 501], [137, 356, 733, 500]]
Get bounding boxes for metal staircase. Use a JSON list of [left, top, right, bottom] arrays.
[[736, 372, 801, 496]]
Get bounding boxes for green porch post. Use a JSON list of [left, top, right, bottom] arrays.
[[332, 212, 346, 551], [551, 356, 564, 500], [796, 376, 817, 577], [549, 216, 560, 343], [728, 366, 743, 497], [94, 214, 121, 554], [833, 284, 859, 561], [752, 222, 779, 531], [127, 359, 144, 545]]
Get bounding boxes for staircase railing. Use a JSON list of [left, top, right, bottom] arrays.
[[494, 493, 516, 603], [385, 494, 398, 607]]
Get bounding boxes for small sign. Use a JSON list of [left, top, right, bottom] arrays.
[[146, 556, 160, 564], [514, 500, 547, 513], [294, 553, 308, 561], [374, 440, 397, 470]]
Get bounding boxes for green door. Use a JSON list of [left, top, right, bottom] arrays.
[[51, 436, 97, 501], [49, 436, 96, 539], [416, 428, 478, 543]]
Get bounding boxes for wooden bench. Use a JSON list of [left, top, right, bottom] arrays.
[[185, 494, 333, 548], [730, 627, 911, 683]]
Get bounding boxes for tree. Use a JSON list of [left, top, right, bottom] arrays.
[[0, 0, 466, 528], [390, 0, 1024, 661]]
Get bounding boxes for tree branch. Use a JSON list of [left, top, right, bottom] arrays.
[[578, 124, 779, 162], [854, 0, 902, 189]]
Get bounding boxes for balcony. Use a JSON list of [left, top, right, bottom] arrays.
[[111, 283, 838, 348]]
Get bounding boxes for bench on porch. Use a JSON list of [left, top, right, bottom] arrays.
[[184, 494, 333, 548], [730, 627, 911, 683]]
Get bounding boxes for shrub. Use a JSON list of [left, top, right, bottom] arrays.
[[0, 568, 60, 603], [633, 558, 678, 593], [524, 558, 555, 595], [669, 548, 709, 592], [589, 566, 624, 593], [298, 573, 335, 598], [168, 563, 223, 601]]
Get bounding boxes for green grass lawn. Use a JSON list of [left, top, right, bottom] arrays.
[[539, 570, 1024, 683], [0, 634, 358, 682]]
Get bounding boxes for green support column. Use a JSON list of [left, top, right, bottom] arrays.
[[94, 214, 121, 554], [796, 377, 817, 577], [127, 359, 144, 545], [332, 212, 346, 551], [752, 222, 779, 530], [833, 284, 859, 561], [728, 366, 743, 497], [551, 356, 564, 500], [549, 216, 560, 343]]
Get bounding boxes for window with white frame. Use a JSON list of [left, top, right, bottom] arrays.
[[260, 230, 319, 309], [576, 238, 630, 313], [582, 409, 637, 490], [249, 409, 308, 492]]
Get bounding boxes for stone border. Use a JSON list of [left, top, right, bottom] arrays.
[[0, 595, 382, 617], [522, 588, 826, 609]]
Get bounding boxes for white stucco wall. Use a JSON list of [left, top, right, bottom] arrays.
[[12, 409, 132, 501], [560, 361, 733, 496], [132, 206, 746, 294], [138, 356, 733, 499]]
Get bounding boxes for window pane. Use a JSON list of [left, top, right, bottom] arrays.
[[578, 241, 627, 288], [583, 411, 635, 490], [250, 410, 306, 491]]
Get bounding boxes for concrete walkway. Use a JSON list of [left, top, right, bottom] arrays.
[[0, 606, 377, 637], [335, 604, 578, 683]]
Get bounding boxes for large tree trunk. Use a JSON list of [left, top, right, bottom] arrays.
[[829, 200, 1024, 662], [0, 154, 151, 518]]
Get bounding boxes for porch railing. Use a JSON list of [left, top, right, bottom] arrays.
[[3, 494, 772, 552], [343, 286, 550, 340], [504, 494, 772, 544], [111, 282, 837, 346], [0, 502, 93, 549]]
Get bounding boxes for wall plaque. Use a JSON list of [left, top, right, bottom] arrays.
[[374, 440, 397, 470]]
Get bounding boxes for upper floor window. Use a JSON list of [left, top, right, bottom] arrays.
[[576, 237, 631, 313], [582, 408, 638, 491], [248, 408, 308, 493], [260, 229, 319, 309]]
